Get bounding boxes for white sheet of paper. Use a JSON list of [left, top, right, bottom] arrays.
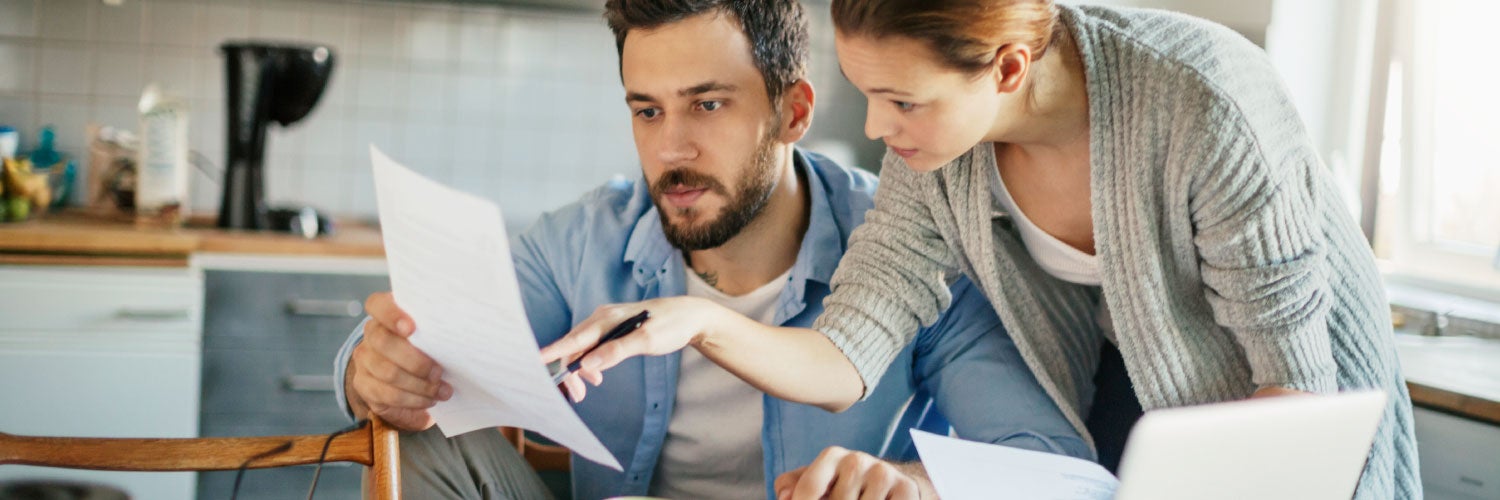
[[370, 145, 621, 471], [911, 429, 1118, 500]]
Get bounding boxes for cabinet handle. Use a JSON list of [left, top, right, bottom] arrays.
[[115, 308, 191, 321], [286, 299, 363, 318], [284, 374, 337, 392]]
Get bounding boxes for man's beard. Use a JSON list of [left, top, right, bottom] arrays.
[[651, 130, 780, 251]]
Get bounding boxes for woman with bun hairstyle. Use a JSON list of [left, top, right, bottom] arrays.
[[774, 1, 1418, 498]]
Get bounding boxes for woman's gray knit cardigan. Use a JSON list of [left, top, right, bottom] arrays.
[[813, 4, 1419, 498]]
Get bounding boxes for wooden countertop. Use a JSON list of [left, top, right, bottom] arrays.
[[1396, 333, 1500, 426], [0, 209, 384, 267]]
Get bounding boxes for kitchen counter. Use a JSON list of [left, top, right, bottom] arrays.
[[5, 210, 1495, 425], [0, 209, 384, 267], [1396, 333, 1500, 425]]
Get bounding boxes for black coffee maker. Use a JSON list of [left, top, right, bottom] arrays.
[[218, 42, 335, 230]]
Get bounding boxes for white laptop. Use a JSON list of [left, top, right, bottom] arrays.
[[1113, 390, 1387, 500], [912, 390, 1388, 500]]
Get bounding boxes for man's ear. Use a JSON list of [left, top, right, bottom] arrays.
[[777, 79, 816, 144], [990, 44, 1033, 94]]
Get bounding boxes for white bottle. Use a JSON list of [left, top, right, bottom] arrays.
[[136, 84, 190, 225]]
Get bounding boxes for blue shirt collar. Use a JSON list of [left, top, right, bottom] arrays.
[[622, 148, 843, 295]]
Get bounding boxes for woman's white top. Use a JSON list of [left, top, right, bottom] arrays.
[[987, 163, 1117, 343], [987, 164, 1102, 286]]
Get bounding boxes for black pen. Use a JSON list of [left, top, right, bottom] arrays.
[[551, 310, 651, 385]]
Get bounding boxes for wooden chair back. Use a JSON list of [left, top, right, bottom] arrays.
[[0, 416, 401, 499], [499, 427, 571, 472]]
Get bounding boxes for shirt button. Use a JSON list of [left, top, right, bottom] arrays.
[[651, 402, 660, 410]]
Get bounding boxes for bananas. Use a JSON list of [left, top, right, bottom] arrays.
[[2, 157, 52, 219]]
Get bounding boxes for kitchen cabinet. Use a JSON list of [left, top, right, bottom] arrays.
[[0, 211, 387, 497], [0, 265, 204, 500], [1396, 332, 1500, 499], [1415, 407, 1500, 500], [196, 268, 389, 500]]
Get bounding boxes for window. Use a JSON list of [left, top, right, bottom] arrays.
[[1373, 0, 1500, 299]]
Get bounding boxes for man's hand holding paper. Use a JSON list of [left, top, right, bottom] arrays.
[[346, 291, 451, 431], [359, 145, 621, 471]]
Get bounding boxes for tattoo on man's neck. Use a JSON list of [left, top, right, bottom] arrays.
[[696, 270, 720, 290]]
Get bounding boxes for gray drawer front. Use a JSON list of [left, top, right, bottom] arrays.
[[200, 420, 359, 440], [199, 269, 390, 500], [198, 463, 361, 500], [1414, 407, 1500, 500], [200, 270, 388, 419], [203, 270, 388, 349], [200, 346, 352, 417]]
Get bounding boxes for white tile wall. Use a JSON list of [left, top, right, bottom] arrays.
[[94, 0, 142, 44], [0, 0, 872, 229], [0, 0, 36, 39], [39, 0, 97, 43], [0, 40, 35, 94], [37, 43, 94, 96]]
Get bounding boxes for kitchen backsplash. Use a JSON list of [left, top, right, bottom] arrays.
[[0, 0, 868, 229]]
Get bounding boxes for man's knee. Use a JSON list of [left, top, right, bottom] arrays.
[[398, 425, 478, 468], [391, 426, 552, 500]]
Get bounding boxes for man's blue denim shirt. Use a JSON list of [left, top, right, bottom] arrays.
[[334, 150, 1090, 499]]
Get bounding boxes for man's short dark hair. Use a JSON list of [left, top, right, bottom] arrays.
[[604, 0, 809, 106]]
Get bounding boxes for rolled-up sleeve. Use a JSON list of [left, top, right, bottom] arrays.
[[332, 317, 368, 421]]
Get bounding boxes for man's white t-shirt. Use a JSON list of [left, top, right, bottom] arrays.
[[648, 268, 791, 499]]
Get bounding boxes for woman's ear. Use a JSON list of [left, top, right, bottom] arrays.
[[990, 44, 1033, 94], [778, 79, 816, 143]]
